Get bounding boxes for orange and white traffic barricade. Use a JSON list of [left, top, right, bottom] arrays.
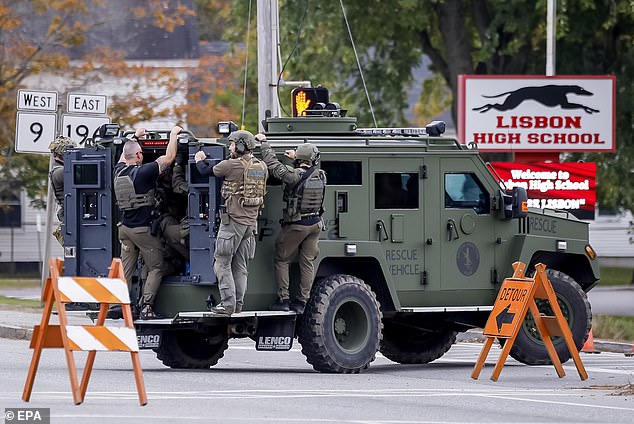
[[22, 258, 147, 405]]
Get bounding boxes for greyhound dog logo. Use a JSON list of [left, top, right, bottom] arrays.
[[473, 85, 599, 114]]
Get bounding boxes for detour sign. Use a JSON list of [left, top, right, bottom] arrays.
[[483, 278, 533, 338], [472, 262, 587, 382]]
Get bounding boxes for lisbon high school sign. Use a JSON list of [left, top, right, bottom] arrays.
[[458, 75, 616, 152]]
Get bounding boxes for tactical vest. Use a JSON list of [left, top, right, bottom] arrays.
[[220, 157, 267, 208], [50, 165, 64, 205], [114, 165, 156, 211], [284, 166, 326, 223]]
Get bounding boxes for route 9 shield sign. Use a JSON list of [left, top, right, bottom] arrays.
[[15, 111, 57, 154]]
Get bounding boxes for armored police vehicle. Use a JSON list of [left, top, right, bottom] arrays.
[[61, 105, 599, 373]]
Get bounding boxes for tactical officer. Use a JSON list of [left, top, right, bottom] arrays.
[[113, 125, 181, 319], [260, 136, 326, 314], [194, 130, 268, 315], [48, 136, 76, 246]]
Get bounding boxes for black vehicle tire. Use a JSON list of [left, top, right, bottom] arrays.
[[297, 274, 383, 374], [155, 328, 229, 369], [380, 321, 457, 364], [509, 269, 591, 366]]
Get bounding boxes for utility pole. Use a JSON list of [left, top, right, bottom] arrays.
[[257, 0, 281, 131], [546, 0, 556, 76]]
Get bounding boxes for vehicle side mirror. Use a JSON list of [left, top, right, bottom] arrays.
[[500, 187, 528, 219]]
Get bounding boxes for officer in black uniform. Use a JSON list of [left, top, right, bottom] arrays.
[[113, 125, 181, 319]]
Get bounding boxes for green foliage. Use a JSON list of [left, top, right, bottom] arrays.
[[222, 0, 634, 214], [593, 314, 634, 342], [414, 74, 452, 126]]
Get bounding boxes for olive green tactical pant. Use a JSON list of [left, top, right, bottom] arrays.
[[119, 225, 164, 306], [274, 222, 321, 302], [160, 215, 189, 259], [214, 220, 256, 313]]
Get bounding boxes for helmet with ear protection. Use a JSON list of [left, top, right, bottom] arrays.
[[228, 130, 256, 154], [295, 143, 320, 165]]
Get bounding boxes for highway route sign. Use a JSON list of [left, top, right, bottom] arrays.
[[15, 112, 57, 154], [67, 93, 107, 114], [62, 114, 111, 146], [17, 89, 58, 112]]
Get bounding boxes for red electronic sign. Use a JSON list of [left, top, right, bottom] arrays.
[[491, 162, 596, 220]]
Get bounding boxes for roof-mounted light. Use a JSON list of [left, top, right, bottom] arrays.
[[93, 123, 120, 140], [425, 121, 446, 137], [217, 121, 239, 136]]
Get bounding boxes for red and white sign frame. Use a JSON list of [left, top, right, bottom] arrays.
[[458, 75, 616, 152]]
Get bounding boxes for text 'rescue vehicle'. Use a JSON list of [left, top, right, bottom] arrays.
[[61, 104, 599, 373]]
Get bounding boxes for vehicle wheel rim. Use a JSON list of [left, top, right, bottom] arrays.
[[523, 295, 572, 344], [331, 298, 370, 354]]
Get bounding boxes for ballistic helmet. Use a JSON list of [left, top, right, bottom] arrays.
[[49, 136, 76, 156], [228, 130, 256, 153], [295, 143, 320, 164]]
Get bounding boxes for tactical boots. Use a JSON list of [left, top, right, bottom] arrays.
[[290, 300, 306, 314], [209, 303, 232, 316], [139, 304, 163, 320], [269, 297, 290, 311]]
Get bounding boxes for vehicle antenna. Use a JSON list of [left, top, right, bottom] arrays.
[[241, 0, 254, 130], [339, 0, 377, 128]]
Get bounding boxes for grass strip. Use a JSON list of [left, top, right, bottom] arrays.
[[592, 314, 634, 342], [0, 295, 41, 309]]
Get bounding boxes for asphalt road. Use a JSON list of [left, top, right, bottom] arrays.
[[1, 337, 633, 423]]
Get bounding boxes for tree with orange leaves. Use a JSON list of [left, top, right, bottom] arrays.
[[0, 0, 243, 209]]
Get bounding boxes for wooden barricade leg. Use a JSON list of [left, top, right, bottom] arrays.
[[49, 260, 83, 404], [79, 302, 109, 402], [490, 332, 520, 381], [22, 274, 55, 402], [110, 258, 147, 406], [471, 337, 495, 380], [123, 303, 147, 405], [528, 300, 565, 378], [534, 264, 588, 380]]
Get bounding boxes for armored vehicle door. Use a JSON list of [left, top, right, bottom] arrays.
[[187, 145, 224, 284], [369, 158, 424, 304], [436, 157, 496, 292], [63, 148, 113, 277]]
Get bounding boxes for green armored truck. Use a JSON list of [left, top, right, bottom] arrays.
[[61, 109, 599, 373]]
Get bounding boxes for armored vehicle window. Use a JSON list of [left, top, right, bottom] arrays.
[[444, 173, 489, 214], [73, 163, 99, 186], [374, 173, 418, 209], [320, 161, 362, 185]]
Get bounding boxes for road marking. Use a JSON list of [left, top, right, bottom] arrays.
[[476, 394, 634, 412], [566, 365, 634, 376], [43, 415, 584, 424]]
